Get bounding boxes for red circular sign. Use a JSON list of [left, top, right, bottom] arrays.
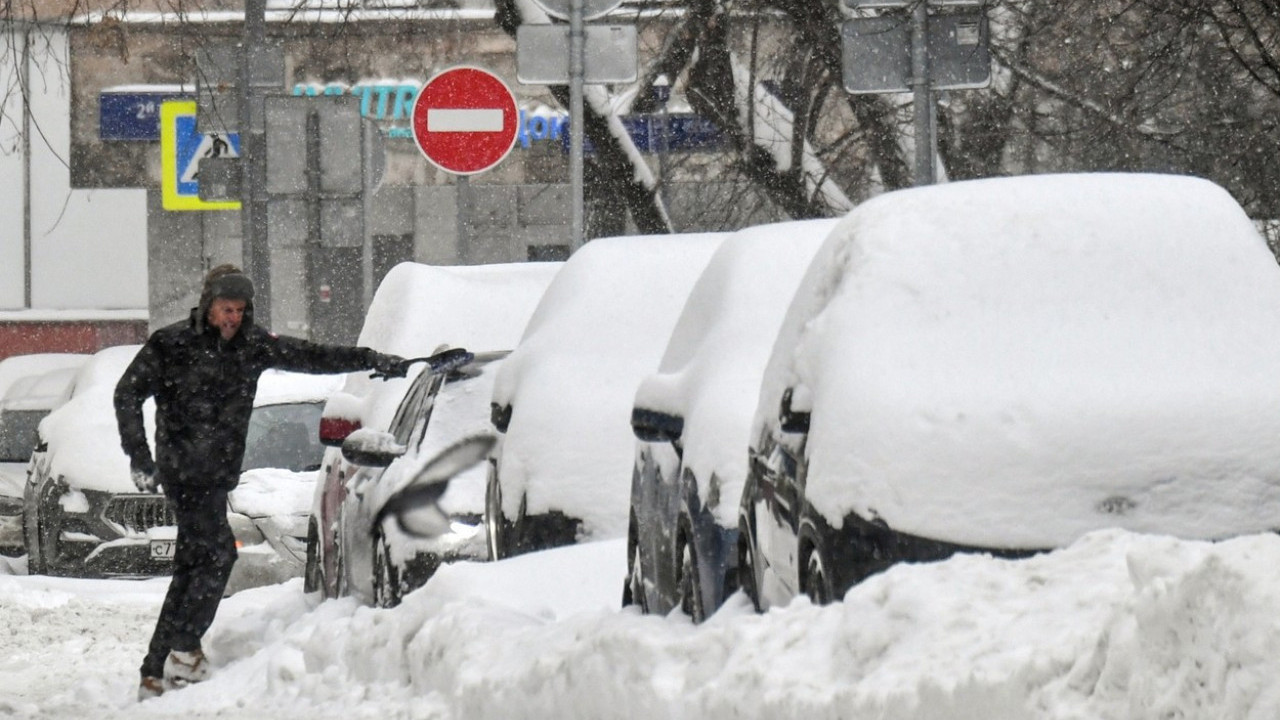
[[412, 66, 519, 175]]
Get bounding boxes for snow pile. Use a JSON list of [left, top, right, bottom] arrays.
[[8, 531, 1280, 718], [759, 173, 1280, 548]]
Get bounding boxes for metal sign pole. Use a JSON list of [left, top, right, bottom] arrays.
[[911, 1, 934, 186], [569, 0, 585, 249], [241, 0, 271, 324]]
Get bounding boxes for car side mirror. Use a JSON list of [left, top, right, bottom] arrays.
[[779, 387, 810, 434], [631, 407, 684, 443], [490, 403, 512, 433], [341, 429, 406, 467]]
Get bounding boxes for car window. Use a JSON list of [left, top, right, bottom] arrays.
[[386, 369, 442, 448], [241, 401, 327, 472]]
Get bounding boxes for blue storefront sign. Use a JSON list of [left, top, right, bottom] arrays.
[[100, 89, 194, 141]]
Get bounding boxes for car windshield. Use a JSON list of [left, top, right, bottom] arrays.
[[0, 409, 46, 462], [241, 401, 326, 472]]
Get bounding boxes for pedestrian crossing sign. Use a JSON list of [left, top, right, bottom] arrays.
[[160, 100, 242, 211]]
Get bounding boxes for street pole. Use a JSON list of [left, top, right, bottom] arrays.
[[21, 28, 31, 309], [241, 0, 271, 325], [910, 0, 934, 186], [569, 0, 585, 249]]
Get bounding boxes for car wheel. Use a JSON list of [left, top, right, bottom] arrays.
[[371, 526, 401, 608], [26, 499, 46, 575], [303, 521, 323, 595], [675, 531, 706, 622], [802, 541, 835, 606], [33, 484, 61, 576], [621, 515, 647, 610], [738, 521, 761, 612], [485, 467, 508, 561], [333, 527, 349, 598]]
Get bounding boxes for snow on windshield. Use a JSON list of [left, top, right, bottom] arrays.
[[760, 173, 1280, 548]]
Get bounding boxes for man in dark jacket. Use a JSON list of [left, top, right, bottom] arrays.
[[115, 264, 406, 700]]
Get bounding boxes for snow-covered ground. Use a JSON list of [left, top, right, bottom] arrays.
[[4, 529, 1280, 719]]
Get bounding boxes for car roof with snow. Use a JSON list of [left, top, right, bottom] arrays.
[[632, 218, 836, 526], [756, 172, 1280, 549], [1, 366, 81, 412], [322, 261, 562, 435], [491, 232, 728, 537], [0, 353, 87, 404]]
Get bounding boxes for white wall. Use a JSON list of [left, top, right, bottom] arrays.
[[0, 33, 26, 308], [1, 28, 148, 310]]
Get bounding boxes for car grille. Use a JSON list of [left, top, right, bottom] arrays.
[[103, 496, 176, 534]]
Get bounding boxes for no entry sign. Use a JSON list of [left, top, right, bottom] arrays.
[[412, 66, 519, 175]]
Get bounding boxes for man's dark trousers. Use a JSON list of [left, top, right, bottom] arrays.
[[139, 483, 237, 678]]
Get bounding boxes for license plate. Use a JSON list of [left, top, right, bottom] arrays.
[[150, 539, 175, 560]]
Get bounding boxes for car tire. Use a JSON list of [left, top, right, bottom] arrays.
[[675, 529, 705, 622], [26, 501, 46, 575], [32, 484, 61, 576], [333, 525, 348, 598], [622, 514, 647, 610], [802, 540, 836, 606], [371, 526, 401, 608], [738, 520, 761, 612], [485, 466, 510, 561], [303, 521, 323, 595]]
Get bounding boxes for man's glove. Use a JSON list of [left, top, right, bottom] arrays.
[[371, 353, 409, 379], [132, 468, 159, 493]]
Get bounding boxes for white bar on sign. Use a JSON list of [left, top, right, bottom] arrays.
[[428, 108, 504, 133]]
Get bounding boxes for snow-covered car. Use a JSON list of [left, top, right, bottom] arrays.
[[487, 232, 727, 560], [0, 357, 87, 555], [308, 261, 561, 601], [739, 173, 1280, 610], [625, 219, 835, 620], [23, 344, 341, 587], [336, 350, 505, 607]]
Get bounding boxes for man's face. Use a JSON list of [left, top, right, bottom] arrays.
[[207, 297, 247, 340]]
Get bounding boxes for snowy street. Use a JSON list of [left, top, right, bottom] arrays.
[[5, 530, 1280, 719]]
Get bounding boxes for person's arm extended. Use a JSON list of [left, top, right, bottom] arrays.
[[114, 343, 160, 475], [263, 332, 403, 376]]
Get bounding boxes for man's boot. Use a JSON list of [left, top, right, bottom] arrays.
[[164, 648, 211, 684], [138, 675, 166, 701]]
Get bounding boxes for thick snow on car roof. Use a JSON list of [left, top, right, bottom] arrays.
[[325, 261, 562, 433], [492, 232, 727, 538], [0, 366, 80, 411], [0, 353, 87, 403], [758, 173, 1280, 549], [255, 368, 342, 406], [633, 219, 836, 527]]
